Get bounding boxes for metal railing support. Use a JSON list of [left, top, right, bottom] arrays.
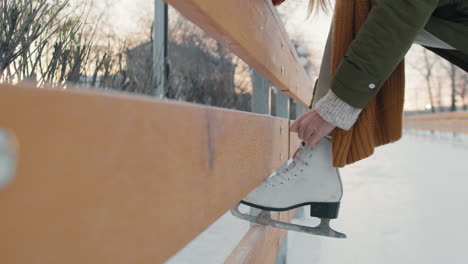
[[295, 102, 307, 118], [252, 69, 272, 115], [250, 69, 272, 217], [153, 0, 168, 98], [275, 87, 290, 119]]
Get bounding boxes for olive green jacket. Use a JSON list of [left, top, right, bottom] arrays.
[[331, 0, 468, 108]]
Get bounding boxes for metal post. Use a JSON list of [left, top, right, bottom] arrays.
[[274, 98, 304, 264], [293, 100, 307, 220], [274, 86, 289, 179], [275, 87, 290, 119], [249, 69, 271, 218], [252, 75, 290, 264], [295, 101, 307, 118], [153, 0, 168, 98], [0, 128, 16, 190], [252, 70, 271, 115]]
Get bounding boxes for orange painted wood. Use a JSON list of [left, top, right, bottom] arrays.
[[405, 120, 468, 126], [404, 126, 468, 134], [405, 112, 468, 120], [404, 112, 468, 133], [0, 84, 289, 264], [224, 121, 302, 263], [226, 224, 281, 264], [225, 210, 295, 264], [164, 0, 314, 106], [289, 121, 302, 159]]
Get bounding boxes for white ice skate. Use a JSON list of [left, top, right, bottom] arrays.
[[231, 136, 346, 238]]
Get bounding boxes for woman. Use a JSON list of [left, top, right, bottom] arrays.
[[236, 0, 468, 238]]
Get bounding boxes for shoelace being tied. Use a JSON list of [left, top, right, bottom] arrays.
[[266, 142, 310, 186]]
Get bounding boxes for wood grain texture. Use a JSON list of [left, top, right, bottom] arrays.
[[404, 112, 468, 134], [404, 112, 468, 120], [164, 0, 313, 106], [289, 121, 302, 159], [0, 84, 289, 264], [224, 121, 301, 264], [225, 210, 295, 264]]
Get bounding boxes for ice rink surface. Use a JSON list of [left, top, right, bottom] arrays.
[[167, 133, 468, 264], [288, 133, 468, 264]]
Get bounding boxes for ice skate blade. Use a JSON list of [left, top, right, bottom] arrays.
[[230, 203, 346, 239]]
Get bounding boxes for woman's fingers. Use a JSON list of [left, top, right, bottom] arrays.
[[307, 133, 320, 148], [290, 121, 300, 133], [296, 116, 313, 140], [292, 109, 336, 148], [290, 111, 309, 132], [298, 127, 306, 140], [309, 123, 336, 148], [305, 125, 324, 147], [304, 122, 319, 147], [292, 146, 301, 159], [306, 134, 317, 148], [301, 117, 316, 142]]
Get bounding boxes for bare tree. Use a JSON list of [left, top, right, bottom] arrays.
[[448, 63, 458, 111], [408, 48, 441, 112], [1, 0, 67, 81], [433, 58, 463, 112], [1, 1, 251, 111], [0, 0, 101, 87], [458, 73, 468, 110], [436, 77, 443, 111], [163, 13, 250, 110]]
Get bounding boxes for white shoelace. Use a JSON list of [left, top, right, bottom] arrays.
[[265, 142, 310, 186]]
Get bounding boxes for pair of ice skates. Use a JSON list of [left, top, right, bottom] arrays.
[[231, 136, 346, 238]]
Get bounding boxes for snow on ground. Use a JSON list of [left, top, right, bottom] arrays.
[[167, 133, 468, 264]]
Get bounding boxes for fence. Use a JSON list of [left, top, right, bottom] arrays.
[[0, 0, 314, 263], [404, 112, 468, 134]]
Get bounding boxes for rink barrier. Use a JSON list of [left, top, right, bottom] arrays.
[[404, 112, 468, 134], [0, 83, 294, 263], [0, 0, 313, 264], [164, 0, 312, 262], [225, 131, 301, 264], [165, 0, 313, 107], [0, 0, 313, 263]]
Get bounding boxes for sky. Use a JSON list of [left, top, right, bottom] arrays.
[[99, 0, 458, 111]]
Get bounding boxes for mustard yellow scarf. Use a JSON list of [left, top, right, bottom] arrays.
[[330, 0, 406, 167]]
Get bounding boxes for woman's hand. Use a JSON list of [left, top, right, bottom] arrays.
[[272, 0, 285, 6], [290, 109, 336, 148]]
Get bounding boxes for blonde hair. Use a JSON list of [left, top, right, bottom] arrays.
[[306, 0, 332, 19]]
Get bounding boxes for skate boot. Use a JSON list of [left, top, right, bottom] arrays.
[[230, 136, 346, 238]]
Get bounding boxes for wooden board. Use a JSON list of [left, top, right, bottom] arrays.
[[225, 210, 295, 264], [225, 121, 302, 263], [403, 126, 468, 134], [165, 0, 314, 106], [404, 112, 468, 120], [289, 121, 303, 159], [404, 112, 468, 133], [0, 84, 289, 264]]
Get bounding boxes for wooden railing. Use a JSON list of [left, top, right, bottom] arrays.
[[0, 0, 312, 263], [166, 0, 313, 106], [404, 112, 468, 134]]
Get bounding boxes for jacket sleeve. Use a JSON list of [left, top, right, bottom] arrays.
[[330, 0, 439, 108]]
